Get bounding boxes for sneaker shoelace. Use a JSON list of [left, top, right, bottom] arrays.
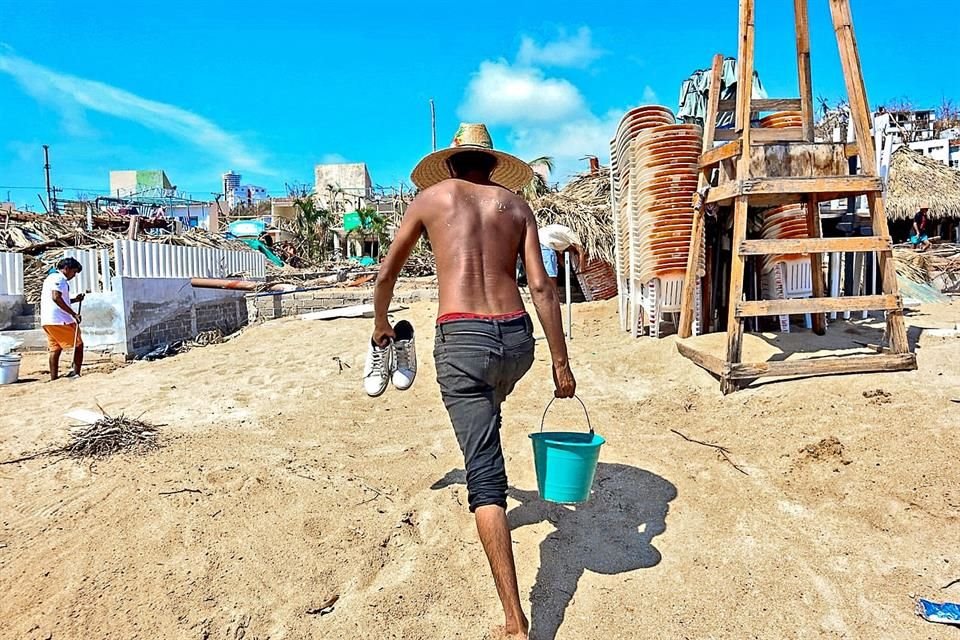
[[394, 342, 411, 370], [369, 347, 389, 376]]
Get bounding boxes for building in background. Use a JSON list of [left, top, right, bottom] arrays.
[[109, 170, 175, 198], [314, 162, 373, 212], [225, 184, 268, 209], [222, 170, 241, 195]]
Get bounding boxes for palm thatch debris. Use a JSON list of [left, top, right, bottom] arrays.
[[1, 412, 161, 465], [531, 168, 614, 265], [886, 147, 960, 221], [895, 244, 960, 294]]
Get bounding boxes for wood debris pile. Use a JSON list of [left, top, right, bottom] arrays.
[[400, 251, 437, 277], [531, 169, 615, 265]]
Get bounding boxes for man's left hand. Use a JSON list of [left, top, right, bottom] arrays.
[[372, 322, 395, 347]]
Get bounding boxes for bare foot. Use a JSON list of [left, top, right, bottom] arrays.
[[490, 625, 529, 639]]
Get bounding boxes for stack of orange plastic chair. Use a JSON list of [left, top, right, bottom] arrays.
[[610, 106, 675, 331], [627, 123, 704, 338]]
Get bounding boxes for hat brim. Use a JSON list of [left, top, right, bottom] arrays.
[[411, 145, 534, 192]]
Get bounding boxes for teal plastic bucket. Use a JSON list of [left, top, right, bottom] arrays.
[[529, 396, 605, 504]]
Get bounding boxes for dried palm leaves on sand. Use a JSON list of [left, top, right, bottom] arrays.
[[1, 412, 161, 465]]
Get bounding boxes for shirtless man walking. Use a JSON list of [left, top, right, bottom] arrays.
[[372, 124, 575, 638]]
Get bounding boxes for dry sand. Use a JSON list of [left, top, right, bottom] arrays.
[[1, 299, 958, 639]]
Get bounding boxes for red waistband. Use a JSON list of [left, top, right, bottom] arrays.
[[437, 310, 528, 325]]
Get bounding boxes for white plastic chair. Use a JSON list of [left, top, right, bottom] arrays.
[[762, 259, 813, 333], [636, 274, 701, 339]]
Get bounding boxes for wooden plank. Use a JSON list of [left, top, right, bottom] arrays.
[[748, 143, 846, 178], [739, 236, 892, 255], [794, 0, 815, 140], [844, 142, 859, 157], [736, 294, 901, 317], [867, 193, 911, 354], [717, 98, 803, 112], [725, 197, 750, 358], [706, 176, 882, 204], [727, 353, 917, 380], [678, 53, 725, 340], [716, 126, 806, 143], [739, 175, 881, 195], [805, 195, 827, 334], [700, 140, 742, 168], [676, 341, 725, 376], [714, 129, 740, 141], [750, 127, 806, 143]]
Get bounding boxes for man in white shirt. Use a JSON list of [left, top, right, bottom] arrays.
[[40, 258, 86, 380]]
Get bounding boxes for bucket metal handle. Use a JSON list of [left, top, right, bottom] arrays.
[[540, 395, 593, 435]]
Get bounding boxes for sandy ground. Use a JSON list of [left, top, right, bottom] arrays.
[[1, 298, 958, 640]]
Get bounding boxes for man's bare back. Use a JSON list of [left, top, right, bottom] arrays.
[[415, 179, 528, 316]]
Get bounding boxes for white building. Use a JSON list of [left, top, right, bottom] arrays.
[[226, 184, 268, 209]]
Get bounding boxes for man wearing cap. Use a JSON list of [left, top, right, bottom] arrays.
[[371, 123, 575, 638], [40, 257, 85, 380], [911, 203, 932, 252]]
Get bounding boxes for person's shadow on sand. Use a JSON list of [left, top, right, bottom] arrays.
[[432, 463, 677, 640]]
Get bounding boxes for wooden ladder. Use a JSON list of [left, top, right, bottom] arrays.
[[676, 0, 917, 394]]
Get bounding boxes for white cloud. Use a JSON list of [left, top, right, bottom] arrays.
[[517, 27, 603, 68], [642, 85, 658, 104], [0, 51, 270, 175], [459, 61, 585, 125], [457, 29, 627, 181]]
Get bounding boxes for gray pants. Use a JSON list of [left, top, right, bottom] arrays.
[[434, 315, 535, 512]]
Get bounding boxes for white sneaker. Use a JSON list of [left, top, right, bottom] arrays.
[[363, 340, 393, 397], [391, 320, 417, 391]]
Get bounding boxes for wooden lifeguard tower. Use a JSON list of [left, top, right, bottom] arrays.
[[675, 0, 917, 394]]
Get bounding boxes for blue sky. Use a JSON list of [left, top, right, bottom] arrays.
[[1, 0, 955, 208]]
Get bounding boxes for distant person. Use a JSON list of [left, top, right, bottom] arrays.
[[40, 257, 85, 381], [911, 203, 932, 252], [370, 123, 575, 639], [538, 224, 586, 292]]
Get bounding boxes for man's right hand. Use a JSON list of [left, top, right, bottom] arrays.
[[73, 313, 82, 325], [552, 361, 576, 398]]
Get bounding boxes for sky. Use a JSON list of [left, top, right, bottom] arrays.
[[1, 0, 956, 208]]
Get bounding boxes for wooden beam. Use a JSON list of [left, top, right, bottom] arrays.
[[739, 176, 881, 195], [678, 53, 725, 339], [726, 353, 917, 380], [700, 140, 742, 168], [676, 341, 725, 376], [736, 294, 901, 317], [805, 195, 827, 334], [717, 98, 803, 112], [739, 236, 892, 255], [750, 127, 806, 143], [725, 196, 750, 359], [794, 0, 815, 141], [844, 142, 859, 158], [714, 127, 805, 142]]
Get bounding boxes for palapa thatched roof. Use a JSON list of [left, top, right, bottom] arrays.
[[531, 169, 614, 264], [886, 146, 960, 221]]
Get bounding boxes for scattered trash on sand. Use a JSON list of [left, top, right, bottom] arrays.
[[306, 595, 339, 616], [916, 598, 960, 627]]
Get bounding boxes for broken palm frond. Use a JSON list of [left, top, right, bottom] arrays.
[[886, 147, 960, 221], [531, 168, 614, 265], [1, 412, 161, 464], [895, 244, 960, 296]]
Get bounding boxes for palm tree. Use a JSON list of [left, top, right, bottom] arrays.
[[522, 156, 555, 201]]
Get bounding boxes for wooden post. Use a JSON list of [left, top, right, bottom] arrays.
[[804, 195, 827, 334], [722, 196, 750, 393], [829, 0, 910, 355], [678, 53, 724, 338], [794, 0, 816, 141], [735, 0, 756, 142]]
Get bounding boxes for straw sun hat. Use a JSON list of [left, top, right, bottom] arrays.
[[410, 123, 533, 192]]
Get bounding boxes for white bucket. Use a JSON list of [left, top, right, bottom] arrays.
[[0, 354, 21, 385]]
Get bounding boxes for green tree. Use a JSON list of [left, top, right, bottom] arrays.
[[345, 207, 392, 259], [288, 183, 333, 262], [522, 156, 555, 201]]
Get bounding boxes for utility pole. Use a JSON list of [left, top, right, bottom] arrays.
[[430, 99, 437, 151], [42, 144, 57, 214]]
